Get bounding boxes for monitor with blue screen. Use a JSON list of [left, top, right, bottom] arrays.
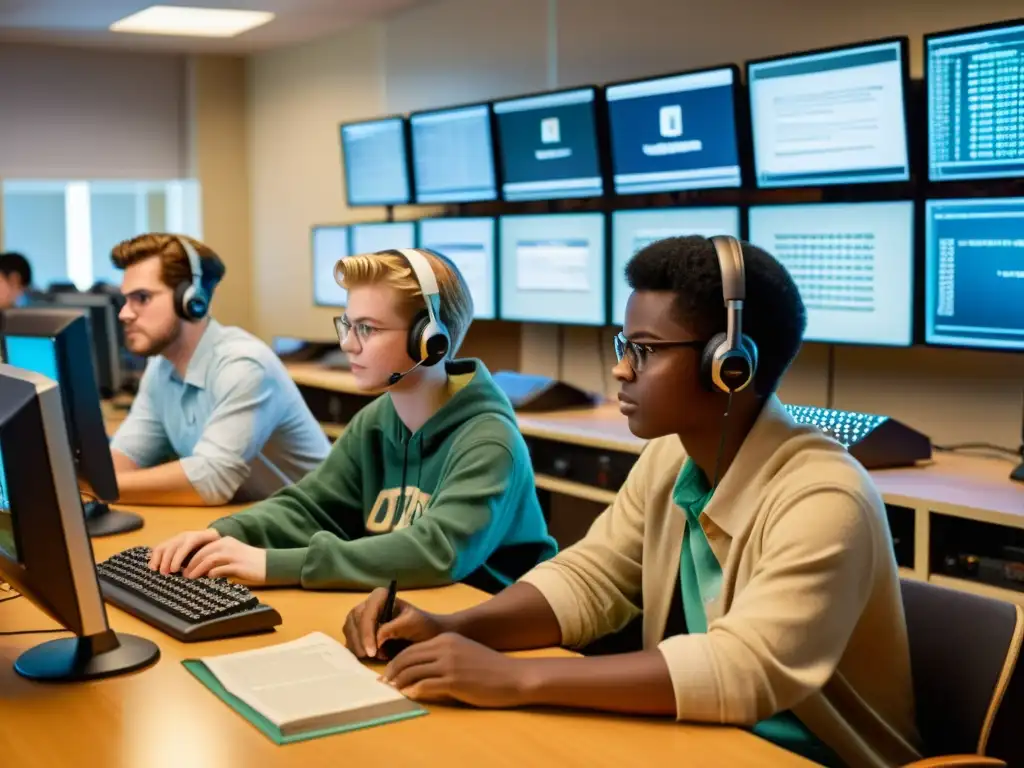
[[925, 197, 1024, 351], [499, 213, 606, 326], [410, 104, 498, 203], [926, 20, 1024, 181], [493, 87, 604, 201], [748, 201, 915, 346], [0, 439, 13, 562], [339, 117, 412, 206], [605, 66, 742, 194], [611, 207, 741, 326], [417, 217, 497, 320], [311, 225, 350, 307], [350, 221, 416, 256], [747, 38, 910, 188]]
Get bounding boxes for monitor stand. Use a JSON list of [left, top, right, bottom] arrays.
[[14, 630, 160, 682], [84, 500, 144, 537]]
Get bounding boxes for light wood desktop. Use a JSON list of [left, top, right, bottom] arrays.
[[0, 506, 810, 767]]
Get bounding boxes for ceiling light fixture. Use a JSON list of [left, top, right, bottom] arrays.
[[110, 5, 275, 38]]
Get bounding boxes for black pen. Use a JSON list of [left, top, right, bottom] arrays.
[[377, 579, 411, 658]]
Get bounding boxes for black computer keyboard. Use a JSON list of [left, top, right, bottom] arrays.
[[96, 546, 282, 642]]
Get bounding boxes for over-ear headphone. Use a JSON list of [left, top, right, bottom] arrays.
[[383, 248, 451, 385], [173, 236, 210, 321], [699, 235, 759, 394]]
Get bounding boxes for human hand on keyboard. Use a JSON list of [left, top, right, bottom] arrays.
[[149, 529, 222, 575]]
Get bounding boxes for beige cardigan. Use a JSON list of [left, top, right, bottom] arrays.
[[521, 396, 922, 768]]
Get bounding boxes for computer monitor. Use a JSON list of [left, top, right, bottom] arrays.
[[339, 117, 412, 206], [0, 309, 143, 536], [311, 225, 351, 307], [0, 364, 159, 681], [747, 38, 911, 188], [499, 213, 606, 326], [493, 87, 604, 201], [747, 201, 915, 346], [350, 221, 416, 256], [605, 65, 743, 195], [926, 19, 1024, 182], [50, 293, 123, 398], [410, 103, 498, 203], [417, 217, 497, 320], [924, 197, 1024, 351], [611, 207, 742, 326]]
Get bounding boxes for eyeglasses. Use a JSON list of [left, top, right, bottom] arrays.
[[334, 316, 406, 346], [614, 332, 706, 373], [121, 288, 172, 312]]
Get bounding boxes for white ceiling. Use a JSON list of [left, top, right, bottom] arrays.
[[0, 0, 431, 53]]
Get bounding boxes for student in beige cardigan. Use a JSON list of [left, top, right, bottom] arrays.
[[343, 236, 922, 768]]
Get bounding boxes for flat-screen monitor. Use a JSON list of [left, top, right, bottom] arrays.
[[925, 197, 1024, 351], [493, 87, 604, 201], [499, 213, 606, 326], [747, 201, 915, 346], [611, 207, 742, 326], [747, 38, 911, 188], [350, 221, 416, 256], [339, 117, 412, 206], [926, 20, 1024, 181], [410, 103, 498, 203], [0, 364, 159, 682], [605, 66, 743, 194], [0, 309, 142, 536], [50, 293, 123, 398], [311, 225, 350, 307], [417, 217, 497, 320]]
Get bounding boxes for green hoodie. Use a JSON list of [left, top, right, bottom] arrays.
[[210, 359, 557, 592]]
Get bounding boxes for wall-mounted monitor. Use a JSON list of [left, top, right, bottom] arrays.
[[499, 213, 606, 326], [493, 87, 604, 201], [417, 217, 498, 320], [747, 38, 911, 188], [410, 103, 498, 203], [926, 20, 1024, 182], [350, 221, 416, 256], [311, 225, 350, 307], [339, 117, 412, 206], [605, 66, 743, 195], [611, 207, 742, 326], [925, 197, 1024, 351], [748, 201, 915, 346]]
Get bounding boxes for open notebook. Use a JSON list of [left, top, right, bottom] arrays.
[[183, 632, 426, 743]]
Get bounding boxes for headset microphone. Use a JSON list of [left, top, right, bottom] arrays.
[[388, 357, 429, 386]]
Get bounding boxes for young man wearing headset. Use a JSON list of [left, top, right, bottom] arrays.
[[150, 247, 557, 595], [108, 234, 330, 506], [342, 236, 922, 768]]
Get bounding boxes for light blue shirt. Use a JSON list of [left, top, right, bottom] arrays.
[[111, 319, 330, 504]]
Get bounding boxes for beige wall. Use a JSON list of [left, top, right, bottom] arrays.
[[248, 0, 1024, 449]]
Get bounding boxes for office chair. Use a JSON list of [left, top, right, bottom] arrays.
[[900, 578, 1023, 768]]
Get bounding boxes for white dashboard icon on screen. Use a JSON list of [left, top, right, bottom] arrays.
[[541, 117, 561, 144], [659, 105, 683, 138]]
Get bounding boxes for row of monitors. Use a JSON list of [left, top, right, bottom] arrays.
[[312, 196, 1024, 353], [340, 19, 1024, 206]]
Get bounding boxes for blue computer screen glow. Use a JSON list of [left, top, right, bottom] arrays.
[[0, 437, 14, 562], [927, 22, 1024, 181], [925, 198, 1024, 351], [340, 118, 411, 206], [606, 68, 742, 195], [311, 226, 350, 307], [499, 213, 606, 325], [350, 222, 416, 257], [611, 207, 741, 326], [748, 201, 915, 346], [494, 88, 603, 201], [417, 217, 497, 320], [748, 40, 910, 188], [410, 105, 498, 204]]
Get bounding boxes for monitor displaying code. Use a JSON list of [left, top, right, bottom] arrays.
[[311, 226, 350, 307], [410, 105, 498, 203], [339, 118, 411, 206], [925, 198, 1024, 351], [748, 201, 915, 346], [417, 217, 497, 320]]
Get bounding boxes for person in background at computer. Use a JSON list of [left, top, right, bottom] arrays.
[[148, 247, 556, 594], [106, 234, 329, 506], [0, 252, 33, 309], [343, 236, 921, 768]]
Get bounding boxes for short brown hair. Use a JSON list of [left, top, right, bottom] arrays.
[[336, 248, 473, 358], [111, 233, 226, 297]]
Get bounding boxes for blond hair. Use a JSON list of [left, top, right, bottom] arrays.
[[336, 248, 473, 358]]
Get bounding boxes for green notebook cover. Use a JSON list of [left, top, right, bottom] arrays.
[[182, 659, 427, 745]]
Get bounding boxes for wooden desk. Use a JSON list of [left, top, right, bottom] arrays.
[[0, 507, 808, 767]]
